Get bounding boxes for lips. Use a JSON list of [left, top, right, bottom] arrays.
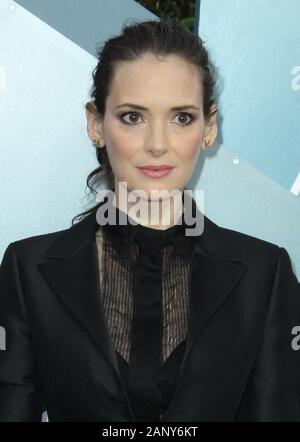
[[138, 165, 173, 171], [137, 166, 174, 178]]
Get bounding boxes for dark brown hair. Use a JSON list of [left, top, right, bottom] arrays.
[[72, 16, 218, 225]]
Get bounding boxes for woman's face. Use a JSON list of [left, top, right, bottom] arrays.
[[86, 53, 217, 201]]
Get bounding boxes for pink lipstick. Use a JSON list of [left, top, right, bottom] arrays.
[[137, 165, 174, 178]]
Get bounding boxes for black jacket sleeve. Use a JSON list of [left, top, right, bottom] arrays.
[[0, 242, 44, 422], [235, 247, 300, 421]]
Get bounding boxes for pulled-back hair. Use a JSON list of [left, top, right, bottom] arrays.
[[72, 16, 218, 225]]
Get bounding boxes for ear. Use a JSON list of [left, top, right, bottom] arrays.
[[85, 102, 105, 148], [201, 103, 218, 149]]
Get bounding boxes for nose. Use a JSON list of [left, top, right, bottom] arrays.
[[144, 124, 169, 156]]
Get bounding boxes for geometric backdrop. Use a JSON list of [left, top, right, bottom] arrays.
[[0, 0, 299, 422]]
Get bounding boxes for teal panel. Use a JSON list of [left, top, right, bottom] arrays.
[[15, 0, 157, 56], [199, 0, 300, 193], [188, 144, 300, 278]]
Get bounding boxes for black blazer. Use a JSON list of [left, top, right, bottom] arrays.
[[0, 207, 300, 422]]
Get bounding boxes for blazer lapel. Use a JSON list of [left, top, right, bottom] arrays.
[[37, 202, 248, 420], [186, 225, 248, 359], [162, 222, 248, 419], [36, 209, 121, 379]]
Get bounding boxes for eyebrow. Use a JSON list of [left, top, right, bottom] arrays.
[[115, 102, 199, 111]]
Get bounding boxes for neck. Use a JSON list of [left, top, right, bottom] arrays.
[[113, 189, 184, 230]]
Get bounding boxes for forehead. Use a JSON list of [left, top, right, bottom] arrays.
[[108, 53, 203, 106]]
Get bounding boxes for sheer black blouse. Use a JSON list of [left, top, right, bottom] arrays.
[[95, 204, 196, 421]]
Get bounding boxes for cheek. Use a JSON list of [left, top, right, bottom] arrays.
[[176, 134, 201, 161], [105, 129, 139, 166]]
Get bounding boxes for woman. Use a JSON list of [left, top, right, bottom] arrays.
[[0, 18, 299, 422]]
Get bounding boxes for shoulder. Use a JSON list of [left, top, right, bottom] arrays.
[[208, 220, 299, 294], [221, 224, 280, 254], [4, 225, 71, 264], [205, 215, 282, 260], [201, 216, 291, 285], [4, 209, 97, 265]]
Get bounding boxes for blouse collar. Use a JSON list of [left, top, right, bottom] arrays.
[[98, 194, 200, 261]]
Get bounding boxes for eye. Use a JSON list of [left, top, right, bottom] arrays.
[[120, 111, 143, 125], [119, 111, 195, 126], [173, 112, 194, 126]]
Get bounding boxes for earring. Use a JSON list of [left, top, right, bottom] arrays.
[[204, 137, 210, 148], [93, 139, 103, 148]]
